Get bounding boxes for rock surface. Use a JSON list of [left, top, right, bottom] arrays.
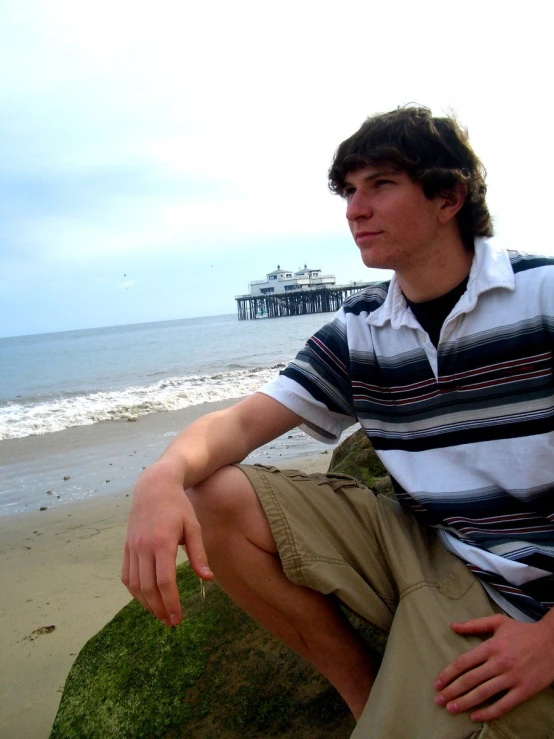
[[329, 428, 394, 497], [50, 433, 391, 739]]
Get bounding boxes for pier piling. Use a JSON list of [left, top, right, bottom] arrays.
[[235, 284, 372, 320]]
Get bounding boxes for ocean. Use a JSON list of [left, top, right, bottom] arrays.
[[1, 312, 348, 516], [0, 312, 335, 440]]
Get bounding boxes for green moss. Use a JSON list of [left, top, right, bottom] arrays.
[[50, 566, 217, 738], [50, 565, 354, 739], [328, 428, 388, 489], [50, 431, 394, 739]]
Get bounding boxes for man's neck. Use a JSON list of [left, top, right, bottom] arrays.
[[396, 234, 474, 303]]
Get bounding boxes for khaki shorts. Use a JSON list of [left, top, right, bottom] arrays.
[[238, 463, 554, 739]]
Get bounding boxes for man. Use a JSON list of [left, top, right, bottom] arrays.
[[122, 106, 554, 738]]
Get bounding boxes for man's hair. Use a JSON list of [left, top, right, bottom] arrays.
[[328, 105, 493, 250]]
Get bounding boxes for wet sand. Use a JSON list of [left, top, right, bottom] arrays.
[[1, 399, 334, 517], [0, 437, 331, 739]]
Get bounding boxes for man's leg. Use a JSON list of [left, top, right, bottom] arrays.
[[186, 464, 377, 720], [191, 465, 554, 739]]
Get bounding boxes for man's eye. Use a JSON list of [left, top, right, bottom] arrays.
[[375, 179, 393, 187], [344, 188, 356, 199]]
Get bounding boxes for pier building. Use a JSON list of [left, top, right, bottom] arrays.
[[235, 265, 372, 320]]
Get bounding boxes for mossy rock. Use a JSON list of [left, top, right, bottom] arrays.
[[50, 565, 356, 739], [329, 428, 394, 498], [50, 430, 392, 739]]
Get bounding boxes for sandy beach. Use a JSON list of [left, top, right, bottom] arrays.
[[0, 412, 331, 739]]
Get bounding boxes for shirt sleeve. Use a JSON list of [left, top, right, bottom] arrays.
[[259, 311, 358, 443]]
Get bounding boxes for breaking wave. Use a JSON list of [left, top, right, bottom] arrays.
[[0, 364, 285, 440]]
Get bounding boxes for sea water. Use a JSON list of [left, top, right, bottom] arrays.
[[1, 312, 334, 440], [1, 312, 349, 515]]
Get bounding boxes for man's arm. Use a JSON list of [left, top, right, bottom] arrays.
[[433, 609, 554, 721], [121, 392, 303, 625]]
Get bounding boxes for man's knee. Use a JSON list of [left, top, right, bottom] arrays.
[[186, 465, 276, 552]]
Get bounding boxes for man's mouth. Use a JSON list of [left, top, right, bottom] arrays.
[[355, 231, 383, 244]]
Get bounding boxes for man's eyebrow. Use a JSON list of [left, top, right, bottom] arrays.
[[343, 168, 400, 187]]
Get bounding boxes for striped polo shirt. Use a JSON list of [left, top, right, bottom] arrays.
[[260, 239, 554, 621]]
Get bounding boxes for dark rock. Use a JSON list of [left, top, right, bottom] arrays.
[[50, 567, 356, 738], [50, 430, 393, 739], [329, 428, 394, 497], [63, 476, 71, 481]]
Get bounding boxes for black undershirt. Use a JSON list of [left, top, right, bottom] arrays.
[[405, 276, 469, 348]]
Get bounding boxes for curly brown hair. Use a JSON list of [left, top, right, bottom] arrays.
[[328, 106, 493, 250]]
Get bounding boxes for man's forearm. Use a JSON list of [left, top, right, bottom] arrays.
[[122, 393, 303, 624], [144, 393, 303, 493], [147, 410, 252, 492]]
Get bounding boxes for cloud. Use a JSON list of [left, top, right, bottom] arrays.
[[1, 0, 553, 336]]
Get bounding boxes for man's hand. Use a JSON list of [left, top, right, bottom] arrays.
[[121, 462, 214, 627], [121, 395, 302, 627], [433, 614, 554, 722]]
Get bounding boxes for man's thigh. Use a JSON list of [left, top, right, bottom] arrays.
[[238, 464, 478, 626], [357, 580, 554, 739], [239, 463, 554, 739]]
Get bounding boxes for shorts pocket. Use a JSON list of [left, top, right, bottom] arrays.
[[251, 463, 281, 474], [324, 472, 366, 491]]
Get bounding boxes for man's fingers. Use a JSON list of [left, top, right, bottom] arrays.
[[135, 554, 167, 621], [155, 550, 183, 625], [123, 543, 182, 626], [450, 614, 508, 635], [183, 518, 213, 581], [138, 550, 171, 621], [125, 548, 155, 616], [122, 481, 211, 624], [434, 616, 554, 721], [434, 641, 489, 689], [470, 687, 527, 723], [435, 661, 499, 706], [121, 542, 131, 589], [444, 675, 511, 715]]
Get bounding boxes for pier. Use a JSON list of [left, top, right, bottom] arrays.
[[235, 283, 372, 320]]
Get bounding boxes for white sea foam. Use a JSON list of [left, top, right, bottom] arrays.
[[0, 365, 283, 440]]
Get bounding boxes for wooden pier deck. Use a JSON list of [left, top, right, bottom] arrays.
[[235, 284, 372, 320]]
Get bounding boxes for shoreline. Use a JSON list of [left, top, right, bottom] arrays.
[[0, 447, 332, 739], [0, 398, 339, 518], [0, 399, 241, 517]]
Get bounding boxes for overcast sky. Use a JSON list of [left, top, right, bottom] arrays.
[[1, 0, 552, 337]]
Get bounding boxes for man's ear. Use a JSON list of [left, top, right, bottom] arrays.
[[438, 183, 467, 224]]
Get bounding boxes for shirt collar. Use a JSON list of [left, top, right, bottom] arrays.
[[366, 238, 516, 329]]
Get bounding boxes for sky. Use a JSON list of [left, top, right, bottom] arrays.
[[1, 0, 552, 337]]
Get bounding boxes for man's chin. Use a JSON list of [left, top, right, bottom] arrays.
[[360, 250, 393, 271]]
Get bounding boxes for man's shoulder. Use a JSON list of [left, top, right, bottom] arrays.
[[507, 249, 554, 275], [341, 280, 392, 317]]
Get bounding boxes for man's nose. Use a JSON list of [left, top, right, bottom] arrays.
[[346, 191, 373, 221]]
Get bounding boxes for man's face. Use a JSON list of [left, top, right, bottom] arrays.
[[344, 166, 446, 274]]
